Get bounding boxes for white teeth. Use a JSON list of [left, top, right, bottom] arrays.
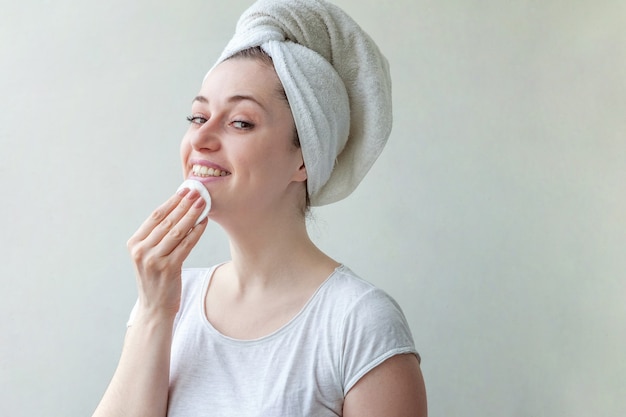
[[192, 164, 229, 177]]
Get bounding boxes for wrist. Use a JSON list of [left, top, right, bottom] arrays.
[[129, 303, 178, 329]]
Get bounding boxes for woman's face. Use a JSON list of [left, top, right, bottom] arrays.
[[180, 57, 306, 220]]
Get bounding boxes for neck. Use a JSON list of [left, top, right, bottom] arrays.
[[218, 208, 337, 292]]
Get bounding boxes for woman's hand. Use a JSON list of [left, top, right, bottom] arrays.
[[127, 187, 208, 321], [92, 188, 206, 417]]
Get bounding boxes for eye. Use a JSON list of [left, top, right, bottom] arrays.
[[186, 115, 208, 125], [231, 120, 254, 130]]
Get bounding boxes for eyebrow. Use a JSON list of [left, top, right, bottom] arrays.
[[192, 95, 208, 104], [192, 94, 267, 112]]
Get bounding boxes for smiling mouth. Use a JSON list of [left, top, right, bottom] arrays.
[[192, 164, 230, 177]]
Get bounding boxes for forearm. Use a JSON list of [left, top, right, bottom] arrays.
[[92, 315, 174, 417], [93, 187, 206, 416]]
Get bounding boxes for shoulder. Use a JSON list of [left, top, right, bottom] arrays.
[[181, 267, 213, 285], [327, 266, 411, 334], [331, 268, 426, 416], [324, 265, 390, 305], [175, 266, 217, 318], [323, 266, 419, 393], [180, 267, 213, 297]]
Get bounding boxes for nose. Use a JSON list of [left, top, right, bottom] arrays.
[[189, 119, 221, 152]]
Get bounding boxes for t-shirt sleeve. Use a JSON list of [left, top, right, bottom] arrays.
[[340, 288, 419, 394]]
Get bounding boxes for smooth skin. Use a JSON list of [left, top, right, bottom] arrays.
[[92, 57, 426, 417], [344, 353, 427, 417]]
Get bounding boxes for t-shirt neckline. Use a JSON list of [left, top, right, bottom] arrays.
[[198, 263, 346, 344]]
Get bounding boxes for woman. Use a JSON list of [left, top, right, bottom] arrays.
[[93, 1, 426, 416]]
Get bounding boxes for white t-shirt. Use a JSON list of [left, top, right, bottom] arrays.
[[162, 264, 418, 416]]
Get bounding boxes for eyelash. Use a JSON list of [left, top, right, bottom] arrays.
[[231, 120, 254, 130], [185, 115, 254, 130], [186, 115, 207, 125]]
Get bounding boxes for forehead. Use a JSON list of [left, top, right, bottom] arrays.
[[200, 58, 282, 104]]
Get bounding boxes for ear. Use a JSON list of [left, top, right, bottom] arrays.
[[291, 150, 308, 183], [292, 161, 308, 183]]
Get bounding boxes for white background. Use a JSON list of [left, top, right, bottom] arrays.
[[1, 0, 624, 416]]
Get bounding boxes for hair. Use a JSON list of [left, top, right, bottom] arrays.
[[226, 46, 312, 215]]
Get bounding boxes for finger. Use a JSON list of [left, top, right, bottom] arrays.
[[151, 191, 207, 256], [167, 216, 208, 262], [129, 188, 190, 245], [143, 189, 202, 250]]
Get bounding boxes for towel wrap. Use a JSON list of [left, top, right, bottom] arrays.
[[209, 0, 392, 206]]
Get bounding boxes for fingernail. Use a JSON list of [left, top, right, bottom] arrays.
[[177, 187, 190, 197], [186, 189, 199, 200], [194, 197, 206, 208]]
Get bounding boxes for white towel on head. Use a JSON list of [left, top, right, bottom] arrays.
[[211, 0, 392, 206]]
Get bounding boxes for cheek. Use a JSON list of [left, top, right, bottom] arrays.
[[180, 136, 191, 170]]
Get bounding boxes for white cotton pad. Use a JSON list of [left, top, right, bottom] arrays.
[[177, 179, 212, 226]]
